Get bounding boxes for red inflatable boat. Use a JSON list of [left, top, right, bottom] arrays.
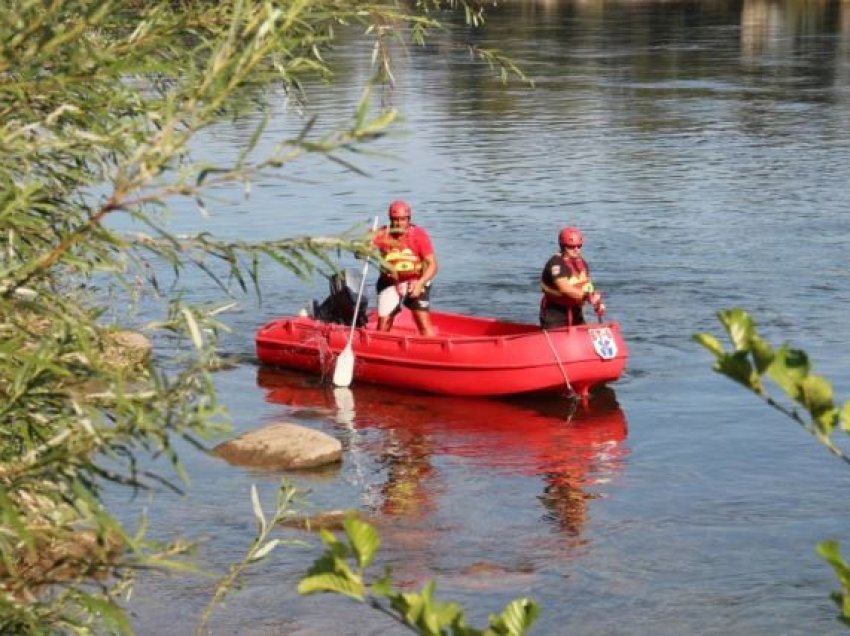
[[255, 309, 628, 400]]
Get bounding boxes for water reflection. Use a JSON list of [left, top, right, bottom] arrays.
[[256, 368, 629, 536]]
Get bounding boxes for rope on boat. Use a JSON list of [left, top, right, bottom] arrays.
[[542, 329, 576, 398]]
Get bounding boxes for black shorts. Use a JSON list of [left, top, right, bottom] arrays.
[[539, 304, 585, 329], [376, 279, 432, 314]]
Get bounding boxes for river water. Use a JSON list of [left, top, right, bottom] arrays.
[[121, 2, 850, 634]]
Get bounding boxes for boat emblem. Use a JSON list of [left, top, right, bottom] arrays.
[[589, 327, 617, 360]]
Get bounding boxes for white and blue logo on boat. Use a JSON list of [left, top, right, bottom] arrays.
[[589, 327, 617, 360]]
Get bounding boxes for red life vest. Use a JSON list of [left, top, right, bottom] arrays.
[[541, 256, 593, 309], [373, 225, 433, 283]]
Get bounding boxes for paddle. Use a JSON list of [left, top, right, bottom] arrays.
[[332, 216, 379, 387]]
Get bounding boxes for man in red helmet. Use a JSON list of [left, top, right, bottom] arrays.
[[539, 226, 605, 328], [372, 200, 438, 336]]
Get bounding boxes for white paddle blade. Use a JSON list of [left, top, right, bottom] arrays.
[[332, 387, 356, 425], [333, 215, 377, 389], [332, 344, 355, 387]]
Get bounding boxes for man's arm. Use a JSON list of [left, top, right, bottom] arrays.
[[410, 253, 437, 297], [551, 275, 586, 302]]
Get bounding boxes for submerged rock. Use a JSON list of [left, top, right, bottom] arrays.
[[279, 509, 362, 532], [214, 422, 342, 470]]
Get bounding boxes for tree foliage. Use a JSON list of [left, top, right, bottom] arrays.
[[695, 308, 850, 627], [0, 0, 526, 631], [299, 514, 540, 635], [694, 308, 850, 457]]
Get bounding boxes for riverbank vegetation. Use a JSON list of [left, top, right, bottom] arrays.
[[0, 1, 533, 632]]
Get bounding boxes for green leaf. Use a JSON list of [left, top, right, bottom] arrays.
[[716, 352, 759, 391], [250, 484, 266, 532], [490, 598, 541, 636], [370, 571, 394, 597], [718, 308, 755, 351], [358, 108, 399, 137], [800, 375, 837, 435], [692, 332, 725, 358], [801, 375, 834, 411], [401, 592, 423, 623], [817, 540, 850, 601], [0, 487, 35, 552], [181, 307, 204, 349], [818, 539, 843, 566], [389, 590, 425, 627], [344, 515, 380, 569], [423, 606, 441, 635], [304, 552, 342, 577], [249, 539, 280, 562], [767, 345, 810, 400], [840, 400, 850, 433], [354, 86, 372, 128], [428, 600, 463, 631], [77, 594, 132, 634], [297, 572, 365, 600], [318, 527, 343, 550], [237, 113, 268, 168], [749, 335, 775, 375]]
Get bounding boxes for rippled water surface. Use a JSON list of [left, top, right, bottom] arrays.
[[121, 2, 850, 634]]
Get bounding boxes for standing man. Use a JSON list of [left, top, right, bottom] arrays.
[[539, 226, 605, 329], [373, 200, 438, 336]]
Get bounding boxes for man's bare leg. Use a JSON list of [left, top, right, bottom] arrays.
[[412, 310, 435, 336]]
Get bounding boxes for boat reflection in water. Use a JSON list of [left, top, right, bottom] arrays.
[[256, 367, 629, 538]]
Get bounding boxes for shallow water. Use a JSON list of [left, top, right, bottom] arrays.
[[119, 2, 850, 634]]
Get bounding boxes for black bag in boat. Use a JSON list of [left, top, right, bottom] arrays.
[[312, 271, 368, 327]]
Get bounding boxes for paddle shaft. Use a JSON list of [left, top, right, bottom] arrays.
[[345, 216, 379, 344], [332, 216, 378, 387]]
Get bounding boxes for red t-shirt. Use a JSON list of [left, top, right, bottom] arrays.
[[373, 225, 434, 283]]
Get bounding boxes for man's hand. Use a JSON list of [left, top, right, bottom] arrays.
[[588, 291, 606, 317], [409, 281, 424, 298]]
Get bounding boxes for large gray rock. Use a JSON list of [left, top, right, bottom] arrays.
[[214, 422, 342, 470]]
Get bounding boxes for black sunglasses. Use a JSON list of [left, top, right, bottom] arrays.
[[563, 244, 582, 249]]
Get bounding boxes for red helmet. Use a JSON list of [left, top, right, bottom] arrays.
[[388, 200, 412, 219], [558, 226, 583, 248]]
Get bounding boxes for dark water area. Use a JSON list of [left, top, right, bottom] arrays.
[[119, 1, 850, 634]]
